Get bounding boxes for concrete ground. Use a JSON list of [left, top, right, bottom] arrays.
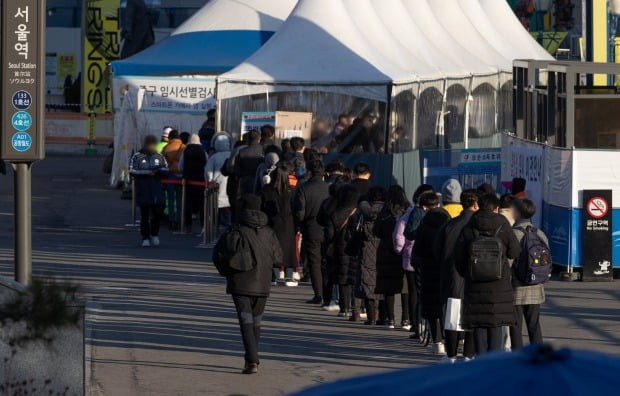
[[0, 155, 618, 396]]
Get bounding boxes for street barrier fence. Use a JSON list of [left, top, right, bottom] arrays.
[[130, 177, 219, 246]]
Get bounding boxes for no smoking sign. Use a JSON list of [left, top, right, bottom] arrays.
[[586, 196, 609, 219]]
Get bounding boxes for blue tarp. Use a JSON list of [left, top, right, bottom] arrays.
[[111, 30, 275, 76]]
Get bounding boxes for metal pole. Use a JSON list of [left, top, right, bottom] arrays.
[[180, 179, 187, 233], [131, 177, 136, 225], [202, 187, 208, 245], [14, 163, 32, 285]]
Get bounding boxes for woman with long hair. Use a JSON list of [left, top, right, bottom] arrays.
[[260, 164, 299, 285], [373, 185, 411, 329]]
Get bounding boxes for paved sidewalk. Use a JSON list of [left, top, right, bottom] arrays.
[[0, 156, 617, 396]]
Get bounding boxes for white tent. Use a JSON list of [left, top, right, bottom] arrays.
[[110, 0, 297, 186], [217, 0, 553, 150]]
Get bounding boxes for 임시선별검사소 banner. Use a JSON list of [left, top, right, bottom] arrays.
[[83, 0, 120, 114]]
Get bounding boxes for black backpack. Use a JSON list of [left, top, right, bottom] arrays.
[[213, 226, 254, 277], [515, 226, 552, 285], [468, 226, 504, 282]]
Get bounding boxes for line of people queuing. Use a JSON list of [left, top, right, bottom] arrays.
[[132, 121, 552, 373]]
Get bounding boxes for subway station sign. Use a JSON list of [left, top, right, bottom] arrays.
[[1, 0, 45, 161]]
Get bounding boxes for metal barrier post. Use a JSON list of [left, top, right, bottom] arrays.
[[202, 187, 209, 245], [179, 179, 187, 233], [131, 177, 136, 225]]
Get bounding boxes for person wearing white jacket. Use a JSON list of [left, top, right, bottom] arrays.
[[205, 132, 232, 228]]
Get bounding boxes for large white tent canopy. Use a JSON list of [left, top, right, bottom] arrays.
[[218, 0, 551, 100], [217, 0, 553, 149]]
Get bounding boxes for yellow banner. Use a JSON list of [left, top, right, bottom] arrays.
[[83, 0, 120, 114]]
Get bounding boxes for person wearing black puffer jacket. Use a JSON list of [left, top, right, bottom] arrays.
[[179, 134, 207, 233], [455, 193, 521, 355], [217, 194, 283, 375], [412, 193, 451, 354]]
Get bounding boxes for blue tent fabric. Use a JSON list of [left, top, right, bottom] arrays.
[[293, 344, 620, 396], [111, 30, 275, 76]]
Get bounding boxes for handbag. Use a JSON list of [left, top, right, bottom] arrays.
[[444, 297, 466, 332], [326, 208, 357, 258], [344, 213, 364, 256]]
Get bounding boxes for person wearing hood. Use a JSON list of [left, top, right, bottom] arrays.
[[441, 179, 463, 218], [179, 134, 207, 233], [213, 194, 283, 375], [413, 192, 451, 354], [205, 132, 232, 228], [254, 152, 280, 194], [324, 185, 360, 317]]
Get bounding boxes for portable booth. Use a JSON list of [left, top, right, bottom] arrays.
[[508, 60, 620, 274], [109, 0, 297, 185]]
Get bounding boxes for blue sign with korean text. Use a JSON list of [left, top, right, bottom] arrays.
[[11, 111, 32, 131], [11, 132, 32, 152], [12, 91, 32, 110]]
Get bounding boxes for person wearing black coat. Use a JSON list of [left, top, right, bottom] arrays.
[[434, 189, 479, 360], [179, 134, 207, 233], [373, 185, 410, 328], [324, 185, 359, 316], [235, 131, 265, 196], [412, 194, 451, 348], [455, 193, 521, 355], [353, 187, 386, 325], [293, 160, 330, 304], [216, 194, 283, 374], [261, 165, 298, 281]]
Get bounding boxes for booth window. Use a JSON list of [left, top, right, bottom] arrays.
[[416, 87, 443, 149], [574, 98, 620, 149], [445, 84, 467, 148]]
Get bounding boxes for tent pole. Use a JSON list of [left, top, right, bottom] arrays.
[[385, 84, 393, 153]]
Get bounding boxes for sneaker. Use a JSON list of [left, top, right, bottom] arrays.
[[278, 270, 285, 280], [440, 356, 457, 364], [284, 279, 298, 287], [150, 236, 160, 247], [432, 342, 446, 355], [464, 357, 474, 362], [364, 319, 376, 326], [401, 320, 412, 331], [322, 303, 340, 312], [409, 332, 420, 340], [242, 363, 258, 375], [292, 271, 301, 281], [271, 282, 277, 287], [359, 312, 368, 319], [305, 296, 323, 305], [337, 310, 350, 318], [141, 239, 151, 248], [385, 320, 395, 329]]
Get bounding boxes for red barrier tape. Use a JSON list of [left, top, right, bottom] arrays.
[[161, 179, 218, 190]]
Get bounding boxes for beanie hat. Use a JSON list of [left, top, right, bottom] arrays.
[[162, 127, 173, 138], [189, 133, 201, 145]]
